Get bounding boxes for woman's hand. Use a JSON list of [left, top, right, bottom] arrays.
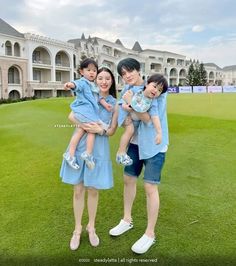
[[122, 90, 133, 105], [81, 122, 103, 134]]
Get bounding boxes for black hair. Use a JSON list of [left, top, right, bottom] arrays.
[[147, 74, 168, 94], [78, 58, 98, 72], [97, 67, 117, 98], [117, 58, 140, 76]]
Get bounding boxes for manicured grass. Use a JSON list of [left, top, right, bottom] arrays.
[[0, 94, 236, 266]]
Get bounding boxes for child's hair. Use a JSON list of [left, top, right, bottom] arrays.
[[97, 67, 117, 98], [147, 74, 168, 94], [78, 58, 98, 72], [117, 58, 140, 76]]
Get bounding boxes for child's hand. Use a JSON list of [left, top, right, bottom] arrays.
[[104, 104, 113, 112], [155, 133, 162, 144], [64, 82, 74, 90]]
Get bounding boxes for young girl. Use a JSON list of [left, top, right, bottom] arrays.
[[116, 74, 168, 166], [63, 58, 112, 170]]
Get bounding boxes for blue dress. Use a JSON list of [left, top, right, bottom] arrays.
[[60, 95, 116, 190], [70, 77, 100, 123]]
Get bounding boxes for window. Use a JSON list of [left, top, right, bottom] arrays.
[[8, 67, 20, 84], [56, 71, 62, 81], [5, 41, 12, 56], [56, 54, 62, 65], [14, 42, 20, 57], [33, 51, 41, 63], [33, 69, 41, 81]]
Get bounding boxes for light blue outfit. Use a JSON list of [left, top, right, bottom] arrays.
[[70, 77, 100, 123], [131, 90, 152, 113], [118, 84, 146, 126], [118, 84, 159, 126], [137, 92, 169, 159], [60, 95, 116, 189]]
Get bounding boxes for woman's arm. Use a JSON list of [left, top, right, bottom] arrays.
[[68, 112, 104, 134], [106, 104, 118, 136]]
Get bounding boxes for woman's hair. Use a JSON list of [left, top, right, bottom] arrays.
[[97, 67, 117, 98], [79, 58, 98, 71], [147, 74, 168, 94], [117, 58, 140, 76]]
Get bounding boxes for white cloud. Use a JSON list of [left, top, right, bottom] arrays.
[[192, 25, 205, 32]]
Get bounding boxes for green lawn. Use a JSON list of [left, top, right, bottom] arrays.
[[0, 94, 236, 266]]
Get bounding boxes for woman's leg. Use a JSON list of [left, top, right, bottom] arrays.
[[70, 184, 85, 250], [73, 184, 85, 232], [144, 183, 159, 238], [87, 188, 99, 229], [87, 188, 100, 246]]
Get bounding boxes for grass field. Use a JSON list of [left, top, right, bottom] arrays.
[[0, 94, 236, 266]]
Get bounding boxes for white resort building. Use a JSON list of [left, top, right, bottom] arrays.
[[0, 18, 235, 99]]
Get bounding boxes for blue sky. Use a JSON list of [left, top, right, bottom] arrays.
[[1, 0, 236, 68]]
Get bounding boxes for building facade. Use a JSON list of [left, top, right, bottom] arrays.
[[0, 18, 235, 99]]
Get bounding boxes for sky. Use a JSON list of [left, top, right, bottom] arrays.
[[1, 0, 236, 68]]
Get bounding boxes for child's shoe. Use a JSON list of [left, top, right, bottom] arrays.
[[63, 152, 80, 170], [80, 152, 95, 170], [116, 153, 133, 166]]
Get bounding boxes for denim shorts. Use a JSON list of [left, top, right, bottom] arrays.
[[124, 143, 166, 184]]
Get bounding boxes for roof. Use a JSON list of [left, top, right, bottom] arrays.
[[204, 62, 222, 70], [132, 41, 142, 52], [223, 65, 236, 71], [0, 18, 24, 38], [115, 39, 123, 46]]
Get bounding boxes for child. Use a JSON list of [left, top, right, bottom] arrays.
[[116, 74, 168, 166], [63, 58, 111, 170]]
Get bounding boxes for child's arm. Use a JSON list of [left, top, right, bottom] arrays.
[[64, 82, 75, 90], [151, 115, 162, 144], [99, 97, 113, 112]]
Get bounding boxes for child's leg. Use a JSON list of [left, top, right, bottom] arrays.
[[69, 127, 85, 157], [117, 122, 134, 155], [86, 133, 95, 155], [80, 132, 96, 170]]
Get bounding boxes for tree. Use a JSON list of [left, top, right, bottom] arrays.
[[186, 63, 195, 86], [186, 62, 207, 86], [198, 63, 207, 85]]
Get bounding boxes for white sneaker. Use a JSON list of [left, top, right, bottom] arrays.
[[131, 234, 156, 254], [109, 219, 133, 236]]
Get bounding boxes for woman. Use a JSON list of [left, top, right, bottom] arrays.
[[109, 58, 169, 254], [60, 66, 118, 250]]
